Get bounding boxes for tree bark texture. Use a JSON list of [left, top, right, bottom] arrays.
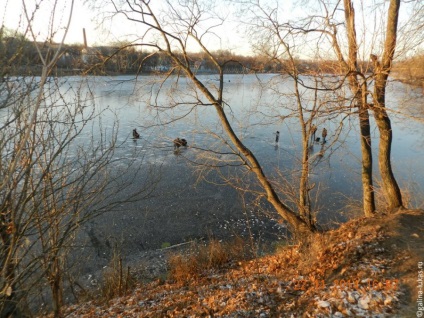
[[358, 106, 376, 216], [372, 0, 403, 210]]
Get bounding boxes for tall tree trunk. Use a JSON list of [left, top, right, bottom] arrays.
[[358, 105, 376, 216], [373, 105, 402, 210], [291, 60, 313, 226], [343, 0, 376, 216], [372, 0, 403, 211], [299, 136, 312, 225]]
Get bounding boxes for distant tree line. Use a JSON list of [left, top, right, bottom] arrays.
[[1, 33, 376, 76], [392, 53, 424, 87]]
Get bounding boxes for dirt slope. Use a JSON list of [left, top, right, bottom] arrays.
[[44, 209, 424, 317]]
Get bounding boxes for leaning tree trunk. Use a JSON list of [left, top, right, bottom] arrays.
[[136, 0, 314, 235], [211, 96, 313, 234], [371, 0, 403, 211], [212, 97, 313, 234], [187, 69, 314, 234]]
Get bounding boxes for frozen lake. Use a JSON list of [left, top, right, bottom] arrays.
[[50, 74, 423, 252], [3, 74, 423, 253]]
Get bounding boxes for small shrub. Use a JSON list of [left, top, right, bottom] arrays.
[[198, 239, 231, 268], [374, 182, 413, 212], [168, 254, 199, 283]]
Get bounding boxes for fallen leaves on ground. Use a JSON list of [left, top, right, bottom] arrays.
[[41, 210, 424, 317]]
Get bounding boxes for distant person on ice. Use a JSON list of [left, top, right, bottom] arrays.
[[173, 138, 188, 150], [275, 131, 280, 143], [310, 125, 317, 142], [322, 128, 327, 143], [133, 129, 140, 139]]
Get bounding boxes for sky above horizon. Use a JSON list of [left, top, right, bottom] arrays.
[[1, 0, 257, 55], [1, 0, 422, 58], [2, 0, 103, 45]]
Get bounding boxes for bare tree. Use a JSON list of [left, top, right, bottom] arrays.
[[240, 1, 358, 225], [240, 0, 413, 215], [100, 0, 314, 233], [1, 2, 157, 316], [341, 0, 376, 216], [324, 0, 405, 212]]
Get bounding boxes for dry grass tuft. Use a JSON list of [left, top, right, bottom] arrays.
[[374, 181, 414, 212], [168, 237, 253, 285], [99, 249, 136, 301]]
